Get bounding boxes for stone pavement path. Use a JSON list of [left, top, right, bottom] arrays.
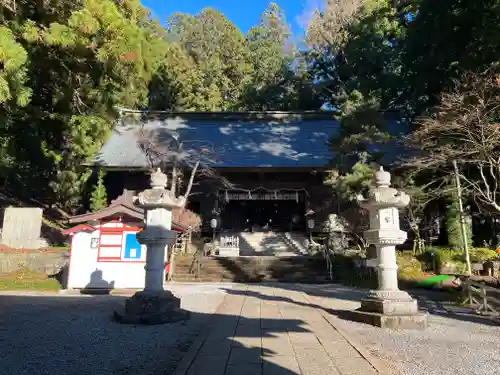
[[176, 284, 388, 375]]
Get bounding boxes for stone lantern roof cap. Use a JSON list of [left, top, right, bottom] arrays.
[[375, 166, 391, 187], [151, 168, 167, 189]]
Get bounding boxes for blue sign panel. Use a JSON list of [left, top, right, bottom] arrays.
[[123, 233, 142, 260]]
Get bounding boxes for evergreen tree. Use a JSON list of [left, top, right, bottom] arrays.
[[165, 8, 253, 110], [0, 26, 31, 107], [2, 0, 169, 212], [242, 3, 319, 110], [306, 0, 414, 168], [90, 169, 107, 212], [403, 0, 500, 116]]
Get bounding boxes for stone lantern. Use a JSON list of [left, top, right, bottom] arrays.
[[350, 167, 428, 329], [114, 168, 189, 324]]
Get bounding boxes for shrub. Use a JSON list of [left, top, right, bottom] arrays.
[[417, 249, 436, 272], [426, 247, 461, 263], [427, 246, 497, 265], [396, 252, 424, 281], [469, 247, 498, 263], [420, 247, 467, 273]]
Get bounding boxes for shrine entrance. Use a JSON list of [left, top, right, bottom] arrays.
[[218, 189, 307, 232]]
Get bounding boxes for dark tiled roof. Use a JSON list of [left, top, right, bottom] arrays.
[[92, 112, 339, 168], [91, 111, 409, 169]]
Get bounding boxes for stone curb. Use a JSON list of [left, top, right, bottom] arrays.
[[301, 292, 398, 375], [0, 290, 62, 296], [173, 294, 230, 375], [110, 289, 141, 296]]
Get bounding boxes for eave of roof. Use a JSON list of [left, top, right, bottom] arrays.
[[116, 109, 339, 121], [68, 204, 143, 224], [68, 189, 189, 231]]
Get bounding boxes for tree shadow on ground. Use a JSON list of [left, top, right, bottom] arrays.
[[187, 247, 500, 328], [223, 284, 500, 328], [0, 291, 307, 375]]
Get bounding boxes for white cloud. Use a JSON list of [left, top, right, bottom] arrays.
[[219, 124, 262, 135], [147, 118, 193, 131], [234, 140, 310, 161], [219, 125, 234, 135], [269, 126, 300, 136], [312, 131, 328, 138]]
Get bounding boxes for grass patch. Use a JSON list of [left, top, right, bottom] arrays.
[[43, 246, 69, 252], [0, 269, 61, 292]]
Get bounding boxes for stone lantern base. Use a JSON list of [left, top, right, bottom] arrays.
[[113, 290, 190, 325], [347, 290, 428, 330]]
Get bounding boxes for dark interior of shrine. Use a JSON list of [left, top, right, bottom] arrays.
[[220, 199, 305, 232]]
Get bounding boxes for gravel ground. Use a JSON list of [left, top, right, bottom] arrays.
[[3, 282, 499, 375], [300, 284, 500, 375], [0, 284, 228, 375]]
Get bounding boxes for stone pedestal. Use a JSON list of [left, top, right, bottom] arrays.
[[114, 290, 189, 325], [114, 168, 190, 325], [351, 167, 428, 330], [348, 290, 428, 329]]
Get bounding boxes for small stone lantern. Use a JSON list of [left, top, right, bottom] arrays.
[[114, 168, 189, 324], [350, 167, 428, 329]]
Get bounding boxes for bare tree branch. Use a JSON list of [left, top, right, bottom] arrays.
[[404, 66, 500, 213], [184, 160, 199, 199], [136, 118, 234, 206]]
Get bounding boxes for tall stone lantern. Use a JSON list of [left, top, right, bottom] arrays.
[[350, 167, 428, 329], [114, 168, 190, 324]]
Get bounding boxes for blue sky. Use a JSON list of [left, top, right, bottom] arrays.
[[140, 0, 318, 34]]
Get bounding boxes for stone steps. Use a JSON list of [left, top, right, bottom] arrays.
[[171, 255, 328, 283], [172, 273, 329, 283], [283, 232, 310, 254], [238, 232, 301, 255]]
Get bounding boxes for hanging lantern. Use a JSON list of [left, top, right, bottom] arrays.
[[210, 218, 218, 229], [307, 219, 315, 230]]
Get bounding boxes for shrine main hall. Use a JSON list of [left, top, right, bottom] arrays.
[[90, 111, 344, 255]]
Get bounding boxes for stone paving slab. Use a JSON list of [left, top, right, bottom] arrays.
[[177, 285, 391, 375]]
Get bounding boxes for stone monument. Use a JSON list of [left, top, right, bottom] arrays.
[[348, 167, 428, 329], [1, 207, 48, 249], [114, 168, 190, 324]]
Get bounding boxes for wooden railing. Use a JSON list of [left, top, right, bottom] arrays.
[[220, 235, 239, 250], [189, 247, 204, 278], [462, 278, 500, 316]]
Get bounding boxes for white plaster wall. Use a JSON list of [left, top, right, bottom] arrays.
[[67, 230, 148, 289]]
